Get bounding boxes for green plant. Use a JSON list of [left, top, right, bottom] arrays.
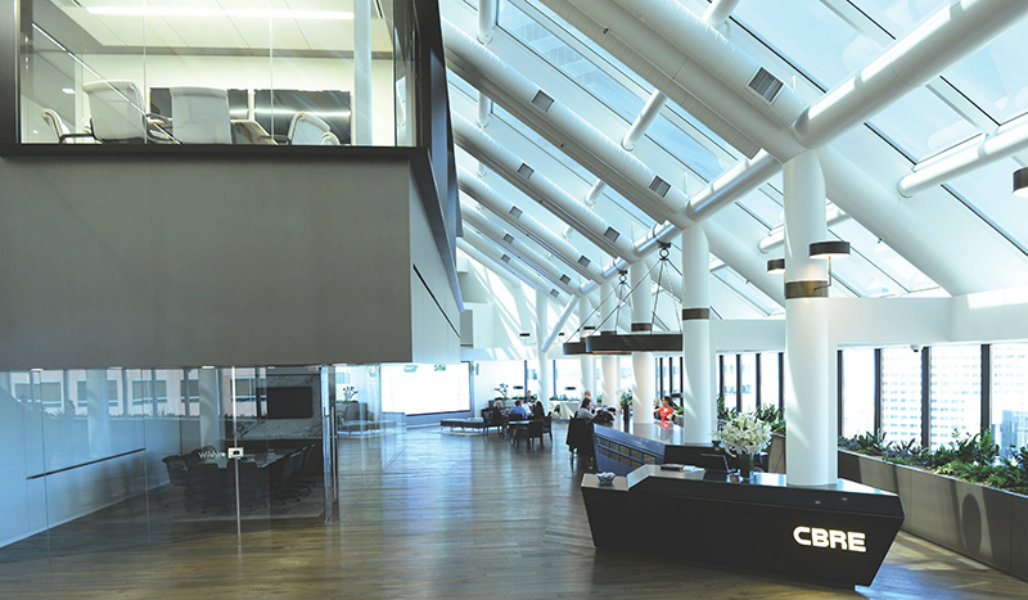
[[840, 431, 1027, 495], [754, 405, 785, 434], [340, 385, 359, 403], [494, 383, 509, 400], [716, 396, 738, 421], [619, 390, 633, 409]]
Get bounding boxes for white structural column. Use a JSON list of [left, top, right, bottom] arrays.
[[536, 290, 552, 404], [680, 225, 712, 444], [783, 152, 831, 487], [353, 0, 373, 144], [198, 367, 223, 450], [579, 296, 597, 397], [630, 260, 655, 423], [86, 369, 112, 457], [599, 280, 619, 408]]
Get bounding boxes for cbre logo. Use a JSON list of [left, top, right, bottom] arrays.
[[793, 526, 866, 553]]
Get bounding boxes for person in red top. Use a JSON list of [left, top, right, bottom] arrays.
[[655, 396, 676, 424]]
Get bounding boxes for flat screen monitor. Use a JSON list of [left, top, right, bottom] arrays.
[[253, 89, 351, 143], [265, 386, 314, 419]]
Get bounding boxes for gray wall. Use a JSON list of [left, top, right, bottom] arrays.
[[0, 153, 459, 369]]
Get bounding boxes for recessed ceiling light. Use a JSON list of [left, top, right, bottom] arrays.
[[61, 87, 75, 94]]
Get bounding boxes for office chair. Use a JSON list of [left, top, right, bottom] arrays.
[[287, 112, 333, 145], [83, 80, 172, 143], [169, 86, 232, 143]]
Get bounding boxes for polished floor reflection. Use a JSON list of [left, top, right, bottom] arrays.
[[0, 425, 1024, 599]]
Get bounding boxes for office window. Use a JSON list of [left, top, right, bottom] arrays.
[[929, 344, 981, 448], [721, 354, 737, 403], [841, 348, 876, 438], [130, 379, 168, 405], [881, 347, 922, 446], [740, 354, 757, 413], [759, 353, 779, 410], [992, 342, 1028, 458], [13, 380, 63, 412], [554, 359, 582, 399], [75, 379, 119, 410]]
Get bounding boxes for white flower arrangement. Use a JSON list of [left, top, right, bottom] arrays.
[[720, 412, 772, 456]]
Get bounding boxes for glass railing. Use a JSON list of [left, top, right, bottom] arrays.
[[17, 0, 416, 147]]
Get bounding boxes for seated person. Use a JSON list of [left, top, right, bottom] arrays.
[[531, 400, 546, 420], [654, 396, 676, 424], [575, 398, 595, 421], [509, 399, 529, 420]]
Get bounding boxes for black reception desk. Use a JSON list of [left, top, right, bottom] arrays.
[[583, 452, 905, 587]]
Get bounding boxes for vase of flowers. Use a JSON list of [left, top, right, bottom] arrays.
[[720, 412, 772, 480]]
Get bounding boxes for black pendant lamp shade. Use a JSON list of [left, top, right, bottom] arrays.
[[808, 240, 851, 259]]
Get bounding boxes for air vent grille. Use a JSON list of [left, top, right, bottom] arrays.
[[517, 163, 534, 179], [748, 67, 783, 103], [531, 90, 554, 112], [649, 176, 670, 198], [509, 206, 523, 219], [578, 255, 591, 267], [559, 274, 571, 284], [603, 227, 620, 243], [502, 233, 514, 244]]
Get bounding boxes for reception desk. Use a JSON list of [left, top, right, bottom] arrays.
[[582, 465, 905, 587], [593, 422, 742, 476]]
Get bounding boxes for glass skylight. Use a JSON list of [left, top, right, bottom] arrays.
[[869, 86, 981, 161], [941, 18, 1028, 125], [498, 0, 645, 121], [732, 0, 881, 90], [946, 157, 1028, 251]]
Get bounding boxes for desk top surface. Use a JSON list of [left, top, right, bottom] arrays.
[[594, 421, 688, 446]]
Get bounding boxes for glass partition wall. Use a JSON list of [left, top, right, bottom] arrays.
[[18, 0, 414, 146], [0, 365, 334, 563]]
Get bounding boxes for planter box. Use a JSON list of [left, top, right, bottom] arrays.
[[839, 449, 1028, 582], [768, 438, 1026, 581]]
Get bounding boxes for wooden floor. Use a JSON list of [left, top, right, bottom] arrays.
[[0, 425, 1024, 599]]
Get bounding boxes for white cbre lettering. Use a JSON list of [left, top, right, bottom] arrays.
[[793, 526, 867, 553], [793, 526, 811, 546]]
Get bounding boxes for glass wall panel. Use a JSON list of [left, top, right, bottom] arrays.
[[881, 347, 923, 445], [929, 344, 981, 448], [759, 353, 780, 410], [739, 354, 757, 413], [842, 348, 876, 438], [20, 0, 408, 146], [992, 342, 1028, 459], [0, 364, 330, 563]]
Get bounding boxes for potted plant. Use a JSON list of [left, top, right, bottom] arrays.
[[720, 412, 772, 479], [619, 390, 633, 428]]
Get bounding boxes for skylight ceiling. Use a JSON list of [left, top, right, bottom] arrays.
[[442, 0, 1027, 317]]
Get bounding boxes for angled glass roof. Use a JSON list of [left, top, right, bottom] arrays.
[[441, 0, 1027, 322]]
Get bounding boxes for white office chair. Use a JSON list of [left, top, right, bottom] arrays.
[[287, 112, 333, 145], [41, 108, 95, 144], [169, 86, 232, 144], [83, 80, 171, 143], [321, 131, 341, 145]]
